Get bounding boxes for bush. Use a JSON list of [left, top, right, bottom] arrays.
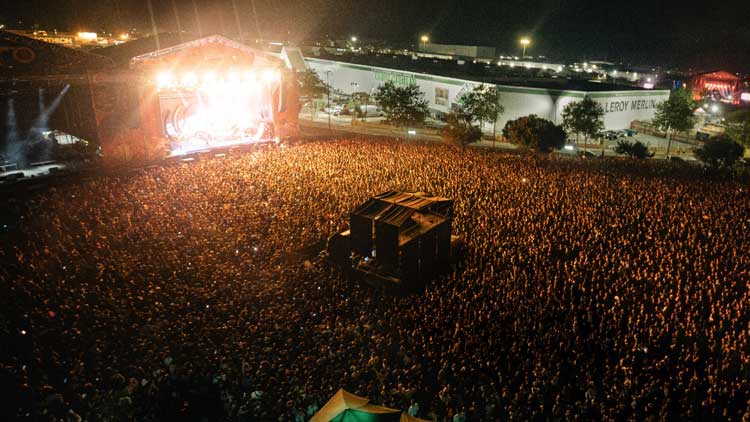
[[614, 140, 654, 159], [502, 115, 566, 152], [694, 135, 744, 169], [441, 111, 483, 148]]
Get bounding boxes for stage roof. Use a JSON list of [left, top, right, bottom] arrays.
[[93, 33, 194, 67], [693, 70, 742, 81], [128, 35, 284, 69]]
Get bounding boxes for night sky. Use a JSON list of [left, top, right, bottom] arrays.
[[1, 0, 749, 71]]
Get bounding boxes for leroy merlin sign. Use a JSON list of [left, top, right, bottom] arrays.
[[373, 69, 417, 86]]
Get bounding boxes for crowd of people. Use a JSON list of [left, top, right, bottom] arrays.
[[2, 137, 750, 421]]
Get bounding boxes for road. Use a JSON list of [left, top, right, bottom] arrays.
[[299, 108, 699, 160]]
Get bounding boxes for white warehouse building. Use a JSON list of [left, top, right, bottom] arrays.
[[305, 57, 670, 135]]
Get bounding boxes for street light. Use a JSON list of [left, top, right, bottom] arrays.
[[325, 70, 332, 131], [519, 37, 530, 58], [363, 86, 376, 121], [350, 36, 357, 43], [420, 35, 429, 51]]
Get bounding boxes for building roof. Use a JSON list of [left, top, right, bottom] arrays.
[[377, 204, 417, 228], [352, 192, 452, 245], [307, 52, 651, 93], [373, 191, 452, 215], [0, 29, 113, 75], [353, 198, 392, 219], [399, 212, 445, 247]]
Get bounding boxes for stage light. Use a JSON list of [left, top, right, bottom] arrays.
[[156, 71, 173, 89], [202, 71, 218, 87], [244, 71, 257, 83], [262, 69, 280, 83], [182, 72, 198, 88], [228, 70, 241, 84], [76, 32, 97, 42]]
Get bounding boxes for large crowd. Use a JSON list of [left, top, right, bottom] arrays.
[[2, 138, 750, 421]]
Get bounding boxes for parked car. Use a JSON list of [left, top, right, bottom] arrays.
[[601, 131, 620, 140], [325, 105, 344, 115], [358, 105, 383, 118]]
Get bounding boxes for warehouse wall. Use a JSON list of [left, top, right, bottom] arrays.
[[306, 58, 669, 134], [584, 91, 671, 129], [307, 58, 481, 115]]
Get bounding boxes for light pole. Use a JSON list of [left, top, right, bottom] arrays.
[[420, 35, 429, 51], [350, 82, 359, 123], [519, 37, 530, 59], [363, 86, 375, 121], [325, 70, 332, 131]]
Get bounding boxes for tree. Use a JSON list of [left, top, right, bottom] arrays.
[[614, 139, 655, 159], [724, 110, 750, 149], [694, 135, 744, 169], [456, 84, 504, 133], [296, 69, 329, 119], [441, 111, 483, 148], [372, 81, 429, 127], [502, 115, 567, 153], [297, 69, 329, 99], [561, 96, 605, 148], [652, 88, 696, 157]]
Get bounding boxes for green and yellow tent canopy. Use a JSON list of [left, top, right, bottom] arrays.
[[311, 389, 430, 422]]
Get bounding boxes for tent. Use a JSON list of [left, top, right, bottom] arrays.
[[311, 389, 431, 422]]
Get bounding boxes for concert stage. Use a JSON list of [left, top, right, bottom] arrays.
[[112, 35, 300, 159]]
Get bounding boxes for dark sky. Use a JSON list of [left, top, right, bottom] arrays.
[[1, 0, 749, 71]]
